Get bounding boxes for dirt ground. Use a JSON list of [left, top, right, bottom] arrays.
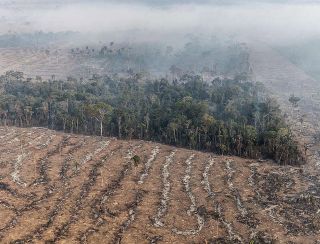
[[0, 126, 319, 244], [249, 43, 320, 175]]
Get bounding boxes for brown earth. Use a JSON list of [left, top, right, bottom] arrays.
[[0, 126, 319, 244]]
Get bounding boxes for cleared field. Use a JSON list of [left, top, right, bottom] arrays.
[[249, 44, 320, 174], [0, 48, 106, 80], [0, 126, 319, 243]]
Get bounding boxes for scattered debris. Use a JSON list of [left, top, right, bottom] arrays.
[[172, 154, 205, 235], [138, 146, 160, 184], [152, 150, 176, 227], [0, 127, 319, 243]]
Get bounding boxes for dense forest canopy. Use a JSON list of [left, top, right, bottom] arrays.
[[0, 71, 303, 165]]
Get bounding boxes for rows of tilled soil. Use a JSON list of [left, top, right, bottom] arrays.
[[0, 126, 319, 243]]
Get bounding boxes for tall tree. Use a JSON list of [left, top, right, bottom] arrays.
[[85, 102, 113, 137]]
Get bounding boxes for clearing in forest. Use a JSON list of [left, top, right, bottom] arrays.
[[0, 126, 319, 243]]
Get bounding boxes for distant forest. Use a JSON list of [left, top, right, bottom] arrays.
[[0, 71, 303, 165], [0, 32, 250, 79]]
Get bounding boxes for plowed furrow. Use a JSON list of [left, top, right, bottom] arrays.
[[3, 130, 42, 186], [32, 139, 116, 242], [47, 143, 120, 242], [112, 190, 146, 244], [151, 150, 176, 227], [31, 135, 70, 186], [0, 125, 318, 243], [0, 138, 90, 242], [75, 143, 144, 243], [138, 146, 160, 184], [10, 190, 72, 243], [172, 154, 205, 236], [0, 182, 34, 201], [223, 159, 259, 242], [118, 147, 174, 244], [208, 158, 244, 243], [25, 139, 114, 242], [200, 157, 228, 241]]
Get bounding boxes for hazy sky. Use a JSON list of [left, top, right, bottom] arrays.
[[1, 0, 320, 44]]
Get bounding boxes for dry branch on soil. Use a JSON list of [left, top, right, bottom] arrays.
[[79, 140, 110, 166], [138, 146, 160, 184], [152, 150, 176, 227], [11, 152, 29, 187], [225, 160, 259, 229], [0, 127, 319, 243], [172, 154, 205, 235]]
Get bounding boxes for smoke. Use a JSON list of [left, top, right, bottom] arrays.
[[1, 1, 320, 44]]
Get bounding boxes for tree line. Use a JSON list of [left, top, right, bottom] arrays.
[[0, 71, 303, 165]]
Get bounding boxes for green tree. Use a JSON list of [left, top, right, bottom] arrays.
[[85, 102, 113, 137]]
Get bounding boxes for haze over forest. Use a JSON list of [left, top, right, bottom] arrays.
[[1, 0, 320, 44], [1, 1, 320, 243], [0, 0, 320, 244]]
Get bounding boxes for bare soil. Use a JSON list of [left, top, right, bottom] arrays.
[[0, 126, 319, 244]]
